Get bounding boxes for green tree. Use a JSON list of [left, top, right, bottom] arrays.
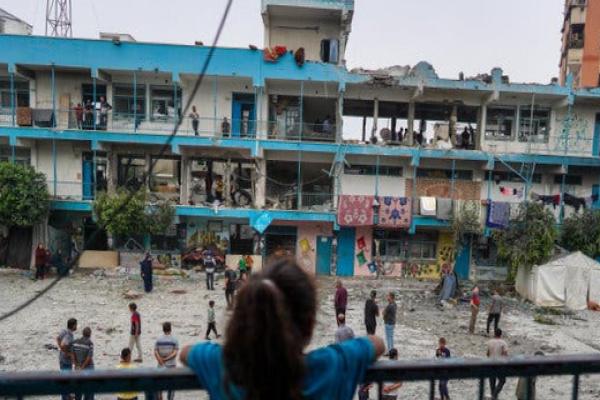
[[0, 162, 49, 227], [93, 190, 149, 237], [146, 199, 176, 235], [561, 209, 600, 259], [493, 202, 557, 283]]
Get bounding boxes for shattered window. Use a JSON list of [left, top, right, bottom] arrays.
[[518, 107, 550, 143], [485, 107, 515, 140]]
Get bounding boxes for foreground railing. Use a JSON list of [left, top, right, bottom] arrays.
[[1, 354, 600, 399]]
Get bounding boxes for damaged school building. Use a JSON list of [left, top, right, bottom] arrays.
[[1, 0, 600, 281]]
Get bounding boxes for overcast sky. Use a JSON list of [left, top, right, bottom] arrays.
[[3, 0, 564, 83]]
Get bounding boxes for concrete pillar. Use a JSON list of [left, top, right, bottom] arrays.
[[180, 156, 190, 204], [478, 104, 487, 151], [145, 83, 151, 124], [254, 158, 266, 208], [371, 98, 379, 140], [336, 90, 344, 143], [449, 104, 458, 146], [407, 102, 415, 146], [107, 151, 118, 194], [145, 153, 152, 191]]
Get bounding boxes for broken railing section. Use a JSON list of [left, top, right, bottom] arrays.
[[1, 353, 599, 399]]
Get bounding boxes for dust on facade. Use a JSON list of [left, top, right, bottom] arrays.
[[1, 0, 600, 282]]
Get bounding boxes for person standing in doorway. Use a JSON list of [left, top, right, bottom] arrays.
[[334, 280, 348, 326], [57, 318, 77, 400], [487, 328, 509, 400], [364, 290, 379, 335], [383, 292, 397, 353], [128, 303, 143, 362], [487, 290, 504, 335], [224, 265, 237, 309], [205, 300, 221, 340], [334, 314, 355, 343], [469, 286, 480, 334], [435, 337, 451, 400], [203, 249, 216, 291], [154, 322, 179, 400], [190, 105, 200, 136], [140, 253, 153, 293], [72, 327, 95, 400]]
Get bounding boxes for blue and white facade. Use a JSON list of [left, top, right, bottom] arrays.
[[1, 0, 600, 280]]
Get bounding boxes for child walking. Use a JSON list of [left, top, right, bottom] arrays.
[[435, 337, 451, 400], [205, 300, 221, 340]]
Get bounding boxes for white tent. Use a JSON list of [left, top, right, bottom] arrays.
[[516, 251, 600, 310]]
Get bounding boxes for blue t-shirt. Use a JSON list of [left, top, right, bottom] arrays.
[[187, 337, 375, 400]]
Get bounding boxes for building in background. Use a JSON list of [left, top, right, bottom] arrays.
[[560, 0, 600, 88], [1, 0, 600, 281], [0, 8, 33, 36]]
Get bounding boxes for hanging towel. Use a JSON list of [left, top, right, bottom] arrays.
[[564, 193, 586, 212], [378, 197, 412, 228], [337, 195, 375, 227], [436, 198, 453, 221], [454, 199, 485, 229], [486, 201, 510, 229], [420, 197, 437, 216]]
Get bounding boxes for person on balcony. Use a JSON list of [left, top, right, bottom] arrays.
[[98, 96, 112, 130], [323, 115, 333, 135], [221, 117, 230, 137], [180, 260, 385, 400], [190, 106, 200, 136], [73, 103, 84, 129]]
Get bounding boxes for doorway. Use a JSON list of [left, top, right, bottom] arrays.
[[231, 93, 256, 137]]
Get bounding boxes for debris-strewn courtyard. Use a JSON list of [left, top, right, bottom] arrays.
[[1, 268, 600, 399]]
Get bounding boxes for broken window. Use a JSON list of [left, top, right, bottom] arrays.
[[113, 84, 146, 118], [486, 107, 515, 140], [518, 107, 550, 143], [374, 231, 438, 262], [344, 164, 402, 176], [492, 171, 542, 184], [151, 86, 181, 121], [118, 155, 146, 191], [0, 80, 29, 108], [553, 174, 583, 185], [417, 168, 473, 181], [150, 156, 181, 202]]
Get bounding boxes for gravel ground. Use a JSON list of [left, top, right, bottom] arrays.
[[1, 268, 600, 399]]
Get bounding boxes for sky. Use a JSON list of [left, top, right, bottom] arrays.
[[3, 0, 565, 84]]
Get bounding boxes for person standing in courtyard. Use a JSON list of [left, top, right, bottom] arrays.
[[435, 337, 451, 400], [224, 265, 237, 309], [203, 248, 216, 291], [487, 290, 504, 335], [35, 243, 49, 280], [140, 253, 153, 293], [57, 318, 77, 400], [335, 314, 355, 343], [205, 300, 221, 340], [334, 280, 348, 326], [469, 286, 480, 334], [364, 290, 379, 335], [383, 292, 397, 353], [516, 351, 544, 400], [72, 327, 95, 400], [487, 328, 509, 400], [154, 322, 179, 400], [180, 260, 386, 400], [116, 348, 138, 400], [128, 303, 143, 363]]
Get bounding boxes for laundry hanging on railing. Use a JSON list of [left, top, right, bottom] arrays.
[[263, 46, 288, 62], [486, 201, 510, 229], [499, 186, 524, 199], [337, 195, 375, 227], [377, 197, 411, 228], [436, 198, 453, 221], [420, 197, 437, 216], [454, 199, 485, 229], [564, 193, 587, 212], [531, 193, 561, 209]]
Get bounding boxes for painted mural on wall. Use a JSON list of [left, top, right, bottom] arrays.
[[295, 223, 333, 273], [355, 231, 456, 280]]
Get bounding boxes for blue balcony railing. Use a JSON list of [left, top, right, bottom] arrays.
[[1, 353, 600, 399]]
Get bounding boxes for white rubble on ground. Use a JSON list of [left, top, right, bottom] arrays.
[[0, 270, 599, 399]]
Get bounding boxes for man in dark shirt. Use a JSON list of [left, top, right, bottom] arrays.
[[435, 337, 451, 400], [73, 327, 94, 400], [334, 280, 348, 326], [364, 290, 379, 335], [128, 302, 143, 362], [383, 292, 397, 353], [224, 265, 237, 309]]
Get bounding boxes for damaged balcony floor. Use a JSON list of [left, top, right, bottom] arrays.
[[0, 269, 599, 399]]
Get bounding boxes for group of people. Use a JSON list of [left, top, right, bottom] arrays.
[[34, 243, 70, 280], [72, 96, 112, 130], [56, 302, 180, 400]]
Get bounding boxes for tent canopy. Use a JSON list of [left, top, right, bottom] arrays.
[[516, 251, 600, 310]]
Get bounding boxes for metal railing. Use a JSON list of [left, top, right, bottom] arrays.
[[1, 354, 600, 399]]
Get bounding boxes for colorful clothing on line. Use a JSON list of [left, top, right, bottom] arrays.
[[338, 195, 375, 227], [486, 202, 510, 229], [378, 197, 411, 228]]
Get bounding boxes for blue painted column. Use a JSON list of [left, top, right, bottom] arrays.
[[9, 71, 15, 127], [133, 71, 137, 133], [296, 81, 304, 209], [213, 76, 218, 135], [173, 80, 179, 130], [51, 64, 56, 128]]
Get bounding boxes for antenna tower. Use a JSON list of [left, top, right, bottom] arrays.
[[45, 0, 73, 37]]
